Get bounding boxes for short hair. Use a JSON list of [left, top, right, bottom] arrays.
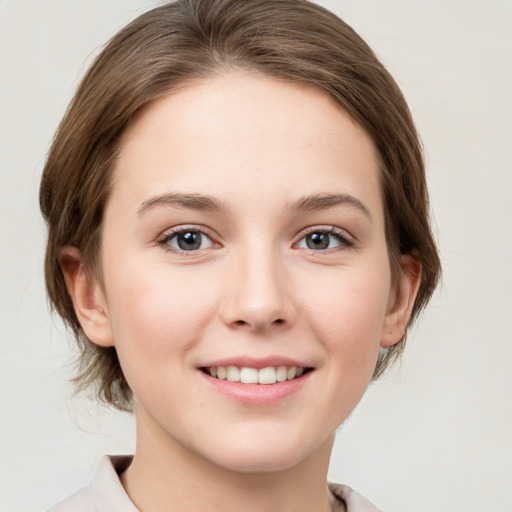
[[40, 0, 441, 410]]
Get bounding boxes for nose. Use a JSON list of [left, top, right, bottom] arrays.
[[220, 246, 296, 332]]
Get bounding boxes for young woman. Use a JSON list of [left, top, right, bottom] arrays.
[[41, 1, 440, 510]]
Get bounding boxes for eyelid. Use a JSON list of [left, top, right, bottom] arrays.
[[155, 224, 355, 256], [157, 224, 221, 255], [294, 225, 356, 251]]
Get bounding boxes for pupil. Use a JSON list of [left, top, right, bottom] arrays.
[[178, 232, 201, 250], [307, 232, 329, 250]]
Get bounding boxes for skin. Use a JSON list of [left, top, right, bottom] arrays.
[[61, 71, 420, 512]]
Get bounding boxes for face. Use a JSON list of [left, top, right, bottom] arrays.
[[82, 72, 412, 473]]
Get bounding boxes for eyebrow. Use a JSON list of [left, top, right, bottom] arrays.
[[137, 193, 228, 216], [287, 193, 372, 222], [137, 192, 372, 221]]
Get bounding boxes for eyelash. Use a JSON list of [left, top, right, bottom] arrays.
[[156, 225, 355, 255], [157, 226, 217, 255], [294, 226, 355, 252]]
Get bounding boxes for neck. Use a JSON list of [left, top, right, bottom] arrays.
[[121, 406, 335, 512]]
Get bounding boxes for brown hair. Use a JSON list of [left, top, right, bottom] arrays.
[[40, 0, 441, 410]]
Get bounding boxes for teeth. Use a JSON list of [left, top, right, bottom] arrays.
[[276, 366, 288, 382], [287, 366, 297, 380], [226, 366, 240, 382], [205, 365, 308, 384], [240, 367, 258, 384], [258, 366, 277, 385]]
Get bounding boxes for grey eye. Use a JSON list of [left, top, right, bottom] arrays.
[[298, 231, 342, 250], [168, 231, 213, 251]]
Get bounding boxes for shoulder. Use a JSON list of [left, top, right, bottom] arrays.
[[329, 483, 383, 512], [47, 455, 137, 512], [47, 485, 95, 512]]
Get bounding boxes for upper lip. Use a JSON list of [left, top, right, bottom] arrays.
[[199, 356, 312, 369]]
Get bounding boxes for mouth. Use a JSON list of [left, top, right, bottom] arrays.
[[200, 365, 314, 385]]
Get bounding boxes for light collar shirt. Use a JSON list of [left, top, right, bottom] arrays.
[[48, 455, 382, 512]]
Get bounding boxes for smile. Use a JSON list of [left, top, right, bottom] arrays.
[[202, 365, 313, 384]]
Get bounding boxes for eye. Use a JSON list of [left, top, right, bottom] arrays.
[[297, 228, 353, 251], [160, 229, 214, 252]]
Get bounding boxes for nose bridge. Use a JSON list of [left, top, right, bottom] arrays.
[[221, 239, 294, 330]]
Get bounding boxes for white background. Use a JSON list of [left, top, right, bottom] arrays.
[[1, 1, 511, 511]]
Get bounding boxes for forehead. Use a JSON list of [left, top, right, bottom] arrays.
[[111, 71, 382, 220]]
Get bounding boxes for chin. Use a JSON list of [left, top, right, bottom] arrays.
[[212, 450, 305, 474], [200, 431, 324, 474]]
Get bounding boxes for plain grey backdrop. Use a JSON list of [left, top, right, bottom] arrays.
[[1, 1, 511, 511]]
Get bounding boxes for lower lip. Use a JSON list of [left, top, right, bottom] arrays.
[[198, 370, 312, 405]]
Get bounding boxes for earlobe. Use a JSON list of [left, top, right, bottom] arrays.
[[59, 246, 114, 347], [380, 254, 422, 348]]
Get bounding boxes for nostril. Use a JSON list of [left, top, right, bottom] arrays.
[[231, 318, 285, 329]]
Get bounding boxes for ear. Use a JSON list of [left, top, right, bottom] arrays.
[[59, 246, 114, 347], [380, 254, 422, 348]]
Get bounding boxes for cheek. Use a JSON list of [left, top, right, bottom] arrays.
[[301, 263, 391, 415], [104, 261, 218, 363], [300, 260, 391, 357]]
